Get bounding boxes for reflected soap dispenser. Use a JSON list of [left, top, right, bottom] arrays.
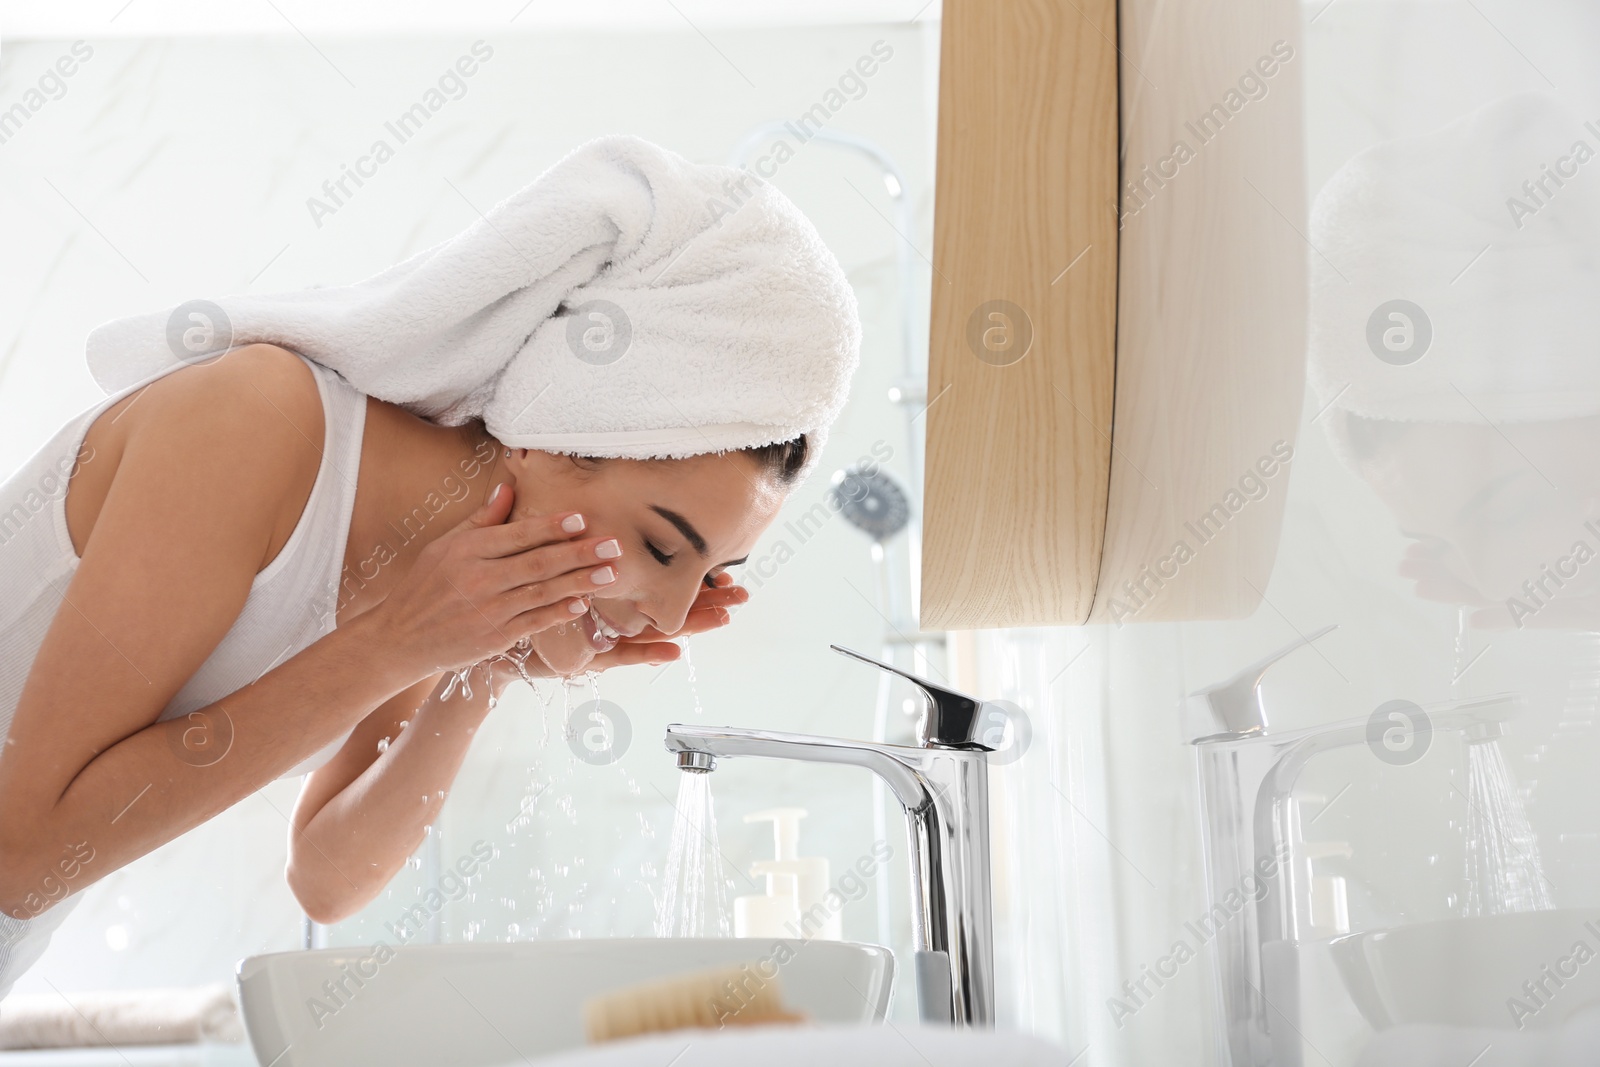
[[737, 807, 839, 941]]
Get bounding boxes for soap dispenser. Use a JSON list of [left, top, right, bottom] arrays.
[[737, 807, 839, 941], [735, 863, 800, 939]]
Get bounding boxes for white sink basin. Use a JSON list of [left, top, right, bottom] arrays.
[[236, 938, 893, 1067], [1330, 909, 1600, 1030], [503, 1023, 1070, 1067]]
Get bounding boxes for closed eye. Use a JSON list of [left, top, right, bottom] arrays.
[[646, 539, 726, 589]]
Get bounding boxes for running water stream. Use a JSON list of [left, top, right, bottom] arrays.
[[1462, 736, 1554, 915], [653, 771, 733, 937], [433, 623, 727, 939], [1450, 608, 1554, 916]]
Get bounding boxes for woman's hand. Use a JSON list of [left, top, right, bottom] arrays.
[[584, 571, 750, 672], [365, 483, 624, 676]]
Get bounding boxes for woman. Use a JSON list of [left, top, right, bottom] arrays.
[[0, 134, 860, 998], [1307, 91, 1600, 629]]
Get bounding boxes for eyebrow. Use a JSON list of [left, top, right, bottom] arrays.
[[649, 504, 749, 568]]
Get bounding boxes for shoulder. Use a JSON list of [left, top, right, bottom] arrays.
[[118, 343, 325, 463], [145, 343, 322, 431], [109, 345, 327, 545]]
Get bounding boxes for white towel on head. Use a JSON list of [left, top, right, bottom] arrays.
[[1307, 90, 1600, 426], [83, 134, 861, 486]]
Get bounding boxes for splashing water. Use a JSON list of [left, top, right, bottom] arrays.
[[440, 637, 546, 702], [1452, 607, 1470, 690], [682, 640, 703, 717], [1462, 738, 1554, 916], [653, 772, 732, 937]]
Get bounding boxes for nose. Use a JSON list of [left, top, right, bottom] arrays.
[[651, 601, 692, 639], [646, 577, 706, 638]]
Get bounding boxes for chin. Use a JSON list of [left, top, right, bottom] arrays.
[[530, 623, 599, 678]]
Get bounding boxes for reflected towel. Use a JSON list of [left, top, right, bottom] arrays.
[[83, 134, 861, 488], [1308, 90, 1600, 425], [0, 981, 244, 1049]]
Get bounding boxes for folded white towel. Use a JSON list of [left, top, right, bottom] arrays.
[[0, 981, 244, 1049], [84, 134, 861, 486]]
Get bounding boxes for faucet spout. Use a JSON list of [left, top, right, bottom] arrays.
[[664, 725, 931, 810], [1191, 691, 1522, 1065], [662, 720, 995, 1028]]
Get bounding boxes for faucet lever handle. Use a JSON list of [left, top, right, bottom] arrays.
[[830, 644, 988, 749], [1190, 623, 1338, 737]]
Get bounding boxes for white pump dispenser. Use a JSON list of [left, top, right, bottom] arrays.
[[734, 807, 839, 940], [735, 863, 800, 940]]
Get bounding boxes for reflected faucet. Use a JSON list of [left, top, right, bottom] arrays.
[[663, 644, 996, 1027], [1189, 627, 1522, 1065]]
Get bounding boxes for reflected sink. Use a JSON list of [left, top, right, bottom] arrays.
[[1330, 910, 1600, 1031], [237, 938, 893, 1067]]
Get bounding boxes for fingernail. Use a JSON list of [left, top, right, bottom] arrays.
[[568, 599, 589, 614], [562, 513, 585, 533], [595, 538, 621, 559], [590, 566, 616, 585]]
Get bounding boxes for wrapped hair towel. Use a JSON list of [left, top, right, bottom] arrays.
[[83, 134, 861, 486], [1307, 90, 1600, 427]]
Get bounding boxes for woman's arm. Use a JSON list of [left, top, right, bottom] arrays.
[[0, 349, 429, 917], [285, 669, 486, 924], [283, 573, 751, 923]]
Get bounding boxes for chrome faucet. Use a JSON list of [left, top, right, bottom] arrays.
[[663, 644, 997, 1027], [1189, 626, 1522, 1066]]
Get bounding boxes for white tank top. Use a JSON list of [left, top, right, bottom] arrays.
[[0, 350, 368, 781], [0, 351, 370, 1004]]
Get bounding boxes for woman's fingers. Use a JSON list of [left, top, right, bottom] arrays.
[[590, 640, 682, 670], [468, 507, 586, 559], [507, 594, 594, 642], [492, 534, 623, 595], [695, 586, 748, 610]]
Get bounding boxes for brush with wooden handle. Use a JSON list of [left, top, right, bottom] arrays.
[[583, 962, 809, 1044]]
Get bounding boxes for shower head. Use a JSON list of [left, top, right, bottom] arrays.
[[828, 465, 910, 543]]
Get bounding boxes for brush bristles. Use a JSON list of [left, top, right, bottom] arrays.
[[583, 962, 802, 1044]]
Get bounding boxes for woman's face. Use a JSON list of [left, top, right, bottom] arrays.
[[1345, 412, 1600, 626], [500, 447, 786, 675]]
